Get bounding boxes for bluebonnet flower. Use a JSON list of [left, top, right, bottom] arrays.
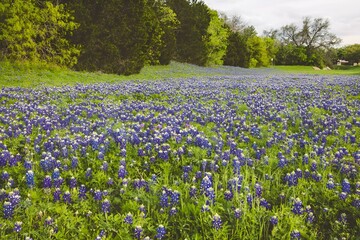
[[43, 175, 52, 189], [26, 170, 35, 188], [63, 191, 72, 204], [224, 190, 233, 201], [205, 187, 215, 204], [326, 179, 335, 189], [342, 178, 351, 193], [339, 192, 347, 200], [85, 168, 92, 179], [155, 225, 166, 239], [339, 213, 347, 224], [247, 193, 253, 208], [160, 190, 169, 208], [171, 190, 180, 205], [169, 207, 178, 216], [94, 190, 102, 201], [200, 175, 212, 191], [311, 161, 317, 171], [292, 198, 303, 215], [134, 226, 143, 239], [234, 208, 242, 219], [107, 177, 114, 186], [124, 212, 133, 224], [3, 201, 13, 219], [118, 165, 127, 179], [79, 184, 87, 199], [270, 216, 278, 225], [101, 199, 110, 213], [52, 168, 60, 179], [24, 160, 33, 170], [307, 212, 315, 223], [53, 176, 64, 188], [13, 221, 22, 233], [9, 191, 20, 206], [201, 204, 210, 212], [212, 214, 222, 230], [71, 157, 78, 169], [53, 188, 61, 202], [260, 198, 271, 210], [45, 216, 53, 226], [254, 183, 263, 197], [69, 176, 77, 189], [290, 230, 301, 239], [139, 204, 146, 215]]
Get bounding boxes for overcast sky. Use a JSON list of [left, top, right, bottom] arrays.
[[202, 0, 360, 46]]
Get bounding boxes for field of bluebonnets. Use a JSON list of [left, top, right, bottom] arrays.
[[0, 71, 359, 239]]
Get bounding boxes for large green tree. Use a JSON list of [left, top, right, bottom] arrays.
[[0, 0, 79, 66], [266, 17, 341, 66], [166, 0, 211, 66], [338, 44, 360, 64], [62, 0, 151, 75], [204, 10, 229, 66]]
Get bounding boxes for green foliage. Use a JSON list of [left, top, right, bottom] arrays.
[[0, 0, 79, 67], [144, 1, 179, 65], [270, 17, 341, 67], [166, 0, 211, 66], [204, 10, 229, 66], [65, 0, 149, 75], [338, 44, 360, 64]]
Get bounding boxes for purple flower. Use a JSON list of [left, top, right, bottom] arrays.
[[292, 198, 303, 215], [234, 208, 242, 219], [118, 165, 127, 179], [155, 225, 166, 239], [26, 170, 34, 188], [254, 183, 263, 197], [43, 175, 52, 189], [224, 190, 233, 201], [69, 177, 77, 189], [79, 184, 87, 199], [63, 191, 71, 204], [270, 216, 278, 225], [306, 212, 315, 223], [171, 190, 180, 205], [342, 179, 351, 193], [124, 212, 133, 224], [13, 221, 22, 233], [3, 201, 13, 219], [134, 226, 143, 239], [53, 188, 61, 202], [160, 190, 168, 208], [169, 207, 178, 216], [101, 199, 110, 213], [45, 216, 53, 226], [189, 186, 197, 198], [326, 180, 335, 189], [290, 230, 301, 239], [339, 192, 347, 200], [212, 214, 222, 230], [94, 190, 102, 201]]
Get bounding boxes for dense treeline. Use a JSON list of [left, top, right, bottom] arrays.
[[0, 0, 354, 75]]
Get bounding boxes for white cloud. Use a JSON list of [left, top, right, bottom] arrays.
[[202, 0, 360, 45]]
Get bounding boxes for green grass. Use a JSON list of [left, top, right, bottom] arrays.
[[0, 61, 240, 88], [273, 65, 360, 75], [1, 61, 359, 88]]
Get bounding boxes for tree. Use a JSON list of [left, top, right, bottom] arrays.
[[64, 0, 152, 75], [270, 17, 341, 66], [143, 1, 179, 65], [204, 10, 229, 66], [166, 0, 211, 66], [339, 44, 360, 64], [223, 26, 257, 68], [0, 0, 79, 66]]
